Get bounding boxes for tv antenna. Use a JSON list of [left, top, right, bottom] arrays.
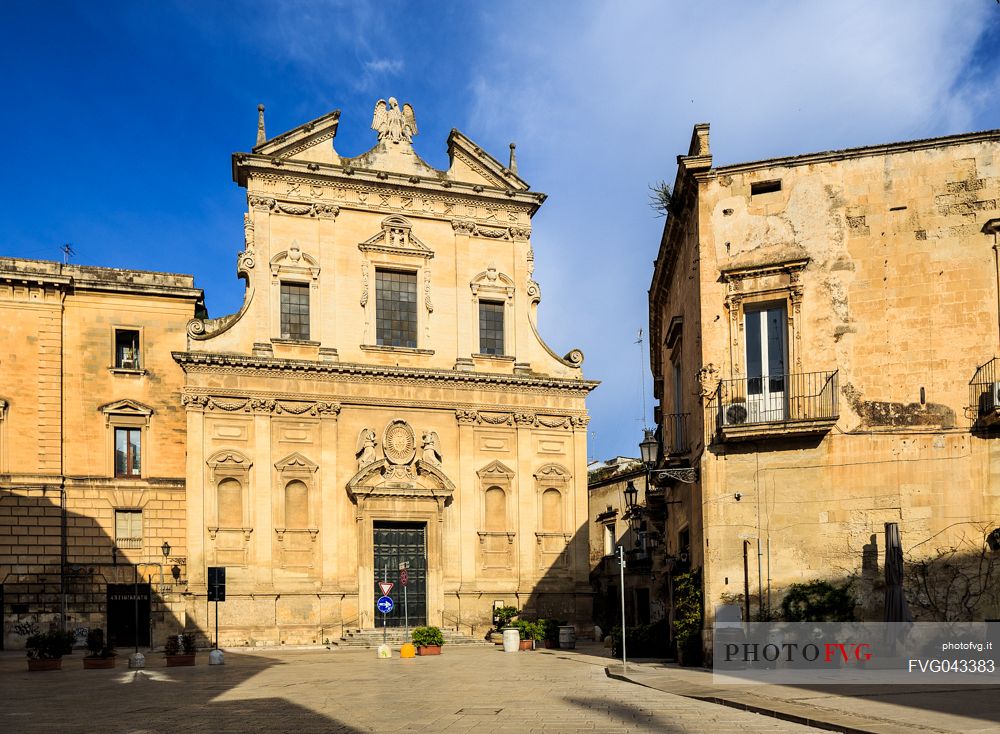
[[61, 243, 75, 264], [635, 328, 647, 430]]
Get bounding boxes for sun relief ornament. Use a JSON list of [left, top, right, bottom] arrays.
[[383, 420, 416, 465]]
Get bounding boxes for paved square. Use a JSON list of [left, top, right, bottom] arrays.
[[2, 645, 824, 733]]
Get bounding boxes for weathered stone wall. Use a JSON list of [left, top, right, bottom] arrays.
[[650, 129, 1000, 635]]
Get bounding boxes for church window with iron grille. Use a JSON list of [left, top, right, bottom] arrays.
[[280, 282, 310, 340], [376, 269, 417, 348]]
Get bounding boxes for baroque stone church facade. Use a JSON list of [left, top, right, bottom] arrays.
[[0, 100, 596, 648], [176, 101, 595, 643]]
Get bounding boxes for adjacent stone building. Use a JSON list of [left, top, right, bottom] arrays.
[[1, 101, 596, 648], [587, 457, 657, 634], [0, 258, 202, 649], [647, 125, 1000, 656]]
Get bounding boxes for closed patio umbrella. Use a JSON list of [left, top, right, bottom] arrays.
[[884, 522, 913, 623]]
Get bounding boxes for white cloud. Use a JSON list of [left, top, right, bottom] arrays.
[[460, 0, 999, 459], [363, 58, 404, 75]]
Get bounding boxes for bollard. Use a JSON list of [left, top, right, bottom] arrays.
[[400, 643, 415, 658], [209, 649, 225, 665], [128, 652, 145, 669], [377, 644, 392, 659]]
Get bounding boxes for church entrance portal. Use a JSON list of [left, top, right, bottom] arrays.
[[373, 522, 427, 627]]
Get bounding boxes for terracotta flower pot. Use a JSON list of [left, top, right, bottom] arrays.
[[165, 654, 196, 667], [83, 657, 116, 669], [543, 639, 558, 649], [27, 658, 62, 671], [519, 639, 533, 651], [416, 645, 441, 656]]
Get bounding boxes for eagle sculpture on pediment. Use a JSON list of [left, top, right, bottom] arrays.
[[371, 97, 417, 144]]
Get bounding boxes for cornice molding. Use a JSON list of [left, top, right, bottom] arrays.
[[173, 351, 598, 395], [234, 155, 545, 214], [182, 394, 342, 416], [454, 409, 590, 429]]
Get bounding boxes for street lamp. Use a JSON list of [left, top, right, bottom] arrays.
[[639, 429, 658, 468], [161, 541, 171, 559]]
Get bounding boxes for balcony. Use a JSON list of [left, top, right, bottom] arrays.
[[708, 370, 839, 442], [660, 413, 690, 457], [116, 537, 142, 550], [970, 357, 1000, 431]]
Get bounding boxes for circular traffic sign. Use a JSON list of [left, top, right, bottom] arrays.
[[377, 595, 394, 614]]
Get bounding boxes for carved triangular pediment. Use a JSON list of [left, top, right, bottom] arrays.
[[446, 130, 529, 191], [477, 460, 515, 481], [207, 449, 252, 470], [534, 463, 571, 481], [270, 243, 321, 278], [346, 458, 455, 503], [253, 109, 341, 165], [358, 216, 433, 259], [99, 399, 154, 417], [274, 452, 318, 473]]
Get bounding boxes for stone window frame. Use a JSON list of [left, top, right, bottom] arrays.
[[206, 449, 254, 538], [476, 461, 516, 565], [602, 519, 617, 557], [109, 325, 144, 374], [359, 215, 434, 350], [720, 259, 808, 381], [273, 452, 320, 542], [114, 508, 143, 550], [100, 399, 154, 480], [470, 266, 515, 359], [533, 462, 572, 537], [269, 242, 321, 345]]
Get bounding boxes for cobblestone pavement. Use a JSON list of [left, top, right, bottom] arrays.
[[2, 644, 824, 734]]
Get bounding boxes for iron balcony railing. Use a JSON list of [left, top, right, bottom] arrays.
[[970, 357, 999, 417], [708, 370, 839, 429], [661, 413, 690, 456]]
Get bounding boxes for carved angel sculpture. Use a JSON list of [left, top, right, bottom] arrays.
[[421, 431, 441, 465], [356, 428, 378, 469], [371, 97, 418, 144]]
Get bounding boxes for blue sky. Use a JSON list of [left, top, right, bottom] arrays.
[[3, 1, 999, 460]]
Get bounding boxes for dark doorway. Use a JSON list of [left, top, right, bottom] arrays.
[[107, 583, 150, 648], [373, 522, 426, 627], [635, 587, 651, 625]]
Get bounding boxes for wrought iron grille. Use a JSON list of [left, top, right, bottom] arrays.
[[661, 413, 690, 455], [707, 370, 839, 428], [970, 357, 999, 417]]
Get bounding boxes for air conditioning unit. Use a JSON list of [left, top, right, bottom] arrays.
[[720, 401, 749, 426], [980, 383, 1000, 415]]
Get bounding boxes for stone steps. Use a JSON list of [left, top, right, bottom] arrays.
[[337, 628, 493, 648]]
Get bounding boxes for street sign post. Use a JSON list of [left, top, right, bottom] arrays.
[[399, 563, 409, 641], [376, 596, 394, 614], [207, 566, 226, 650]]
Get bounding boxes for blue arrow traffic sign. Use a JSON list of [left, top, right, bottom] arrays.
[[377, 596, 394, 614]]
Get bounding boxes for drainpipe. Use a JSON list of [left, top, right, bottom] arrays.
[[986, 220, 1000, 351]]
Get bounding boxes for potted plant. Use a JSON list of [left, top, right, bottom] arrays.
[[540, 619, 560, 649], [164, 633, 197, 666], [26, 631, 67, 671], [83, 628, 116, 669], [411, 625, 444, 656], [515, 620, 539, 650]]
